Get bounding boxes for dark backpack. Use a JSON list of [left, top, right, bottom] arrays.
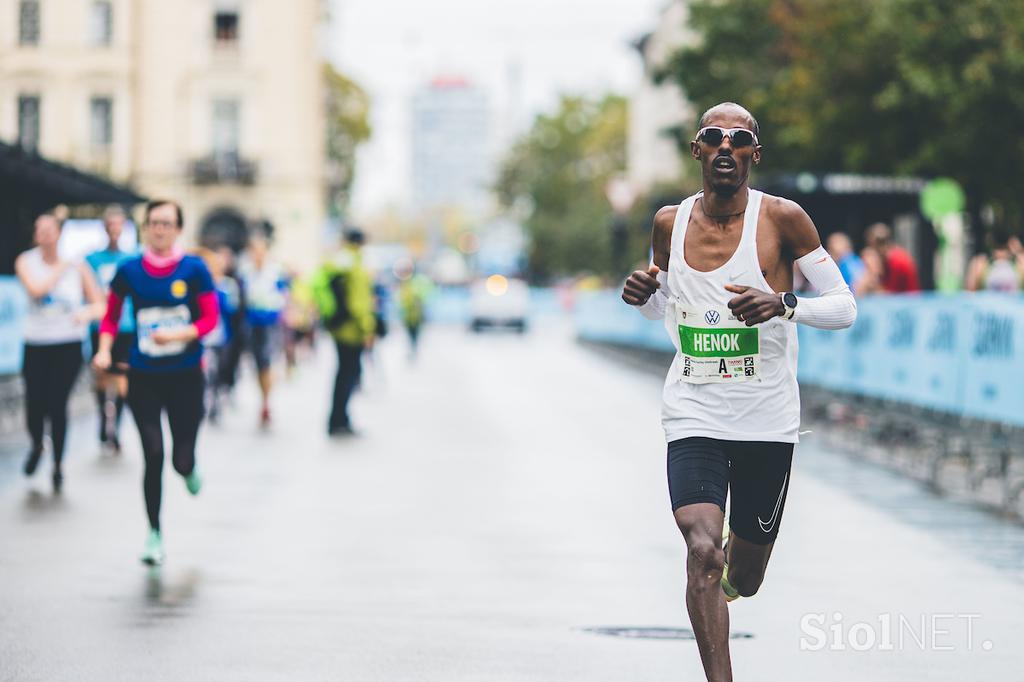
[[325, 272, 352, 329]]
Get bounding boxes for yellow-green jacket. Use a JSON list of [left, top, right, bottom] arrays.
[[399, 275, 432, 328], [310, 247, 375, 346]]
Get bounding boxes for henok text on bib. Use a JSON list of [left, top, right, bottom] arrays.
[[675, 304, 760, 383]]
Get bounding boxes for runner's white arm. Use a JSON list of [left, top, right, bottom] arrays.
[[791, 246, 857, 329], [636, 269, 670, 320]]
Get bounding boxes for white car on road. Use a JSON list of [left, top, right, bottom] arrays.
[[469, 275, 528, 333]]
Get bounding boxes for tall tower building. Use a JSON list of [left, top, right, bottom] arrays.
[[410, 77, 493, 216]]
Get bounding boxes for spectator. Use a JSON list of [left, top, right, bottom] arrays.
[[862, 223, 920, 293], [965, 235, 1024, 293], [826, 232, 867, 293]]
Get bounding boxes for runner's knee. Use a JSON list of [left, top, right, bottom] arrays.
[[171, 457, 192, 477], [170, 444, 195, 476], [682, 532, 724, 581]]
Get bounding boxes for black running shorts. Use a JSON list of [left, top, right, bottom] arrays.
[[248, 325, 278, 371], [667, 437, 793, 545]]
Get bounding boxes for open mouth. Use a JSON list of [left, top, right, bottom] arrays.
[[713, 156, 736, 171]]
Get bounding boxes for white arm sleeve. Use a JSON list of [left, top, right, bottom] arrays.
[[791, 246, 857, 329], [636, 269, 669, 320]]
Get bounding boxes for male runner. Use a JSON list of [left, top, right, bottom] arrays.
[[621, 102, 857, 681], [86, 205, 136, 453], [239, 232, 288, 426], [311, 229, 376, 436]]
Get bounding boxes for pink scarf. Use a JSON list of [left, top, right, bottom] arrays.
[[142, 246, 185, 276]]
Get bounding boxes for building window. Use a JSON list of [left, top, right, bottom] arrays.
[[90, 1, 113, 46], [19, 0, 40, 46], [90, 97, 113, 148], [212, 99, 240, 156], [214, 11, 239, 45], [18, 95, 41, 152]]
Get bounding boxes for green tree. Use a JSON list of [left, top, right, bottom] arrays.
[[660, 0, 1024, 241], [324, 64, 372, 219], [496, 94, 631, 280]]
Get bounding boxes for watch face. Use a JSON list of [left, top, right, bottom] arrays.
[[783, 292, 798, 308]]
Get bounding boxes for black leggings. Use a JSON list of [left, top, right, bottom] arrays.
[[22, 342, 83, 467], [329, 341, 363, 431], [127, 369, 205, 531]]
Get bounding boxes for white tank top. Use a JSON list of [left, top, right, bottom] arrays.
[[21, 248, 87, 345], [661, 189, 800, 443]]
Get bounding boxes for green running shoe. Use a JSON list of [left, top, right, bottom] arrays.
[[721, 518, 740, 602], [185, 470, 202, 496], [721, 560, 740, 602], [141, 530, 164, 566]]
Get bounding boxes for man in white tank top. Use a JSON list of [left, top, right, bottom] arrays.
[[621, 102, 857, 681]]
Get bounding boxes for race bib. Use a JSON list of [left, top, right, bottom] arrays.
[[137, 305, 191, 357], [676, 305, 760, 384], [36, 295, 74, 318]]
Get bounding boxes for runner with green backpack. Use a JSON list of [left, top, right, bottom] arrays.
[[310, 229, 376, 436]]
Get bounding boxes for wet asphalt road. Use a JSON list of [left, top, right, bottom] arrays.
[[1, 321, 1022, 681]]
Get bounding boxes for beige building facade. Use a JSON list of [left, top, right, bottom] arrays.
[[0, 0, 326, 270], [628, 0, 695, 195]]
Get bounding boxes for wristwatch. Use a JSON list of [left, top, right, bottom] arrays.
[[780, 292, 798, 320]]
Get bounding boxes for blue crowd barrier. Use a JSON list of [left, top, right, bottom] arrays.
[[575, 290, 1024, 428], [0, 277, 28, 375], [574, 290, 675, 352]]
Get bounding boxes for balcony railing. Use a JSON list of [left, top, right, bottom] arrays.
[[190, 153, 257, 186]]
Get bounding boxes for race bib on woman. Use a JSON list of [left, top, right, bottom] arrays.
[[137, 305, 190, 357], [676, 305, 760, 384]]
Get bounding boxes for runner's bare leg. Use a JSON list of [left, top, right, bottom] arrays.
[[675, 502, 732, 681]]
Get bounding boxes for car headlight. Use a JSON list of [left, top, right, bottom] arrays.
[[485, 275, 508, 297]]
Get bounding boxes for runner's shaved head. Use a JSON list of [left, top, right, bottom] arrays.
[[698, 102, 759, 137]]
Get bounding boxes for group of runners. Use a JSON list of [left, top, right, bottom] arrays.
[[14, 199, 428, 566], [15, 99, 862, 678], [14, 201, 213, 562]]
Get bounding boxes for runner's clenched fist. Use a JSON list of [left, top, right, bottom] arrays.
[[622, 265, 661, 306], [724, 284, 784, 326]]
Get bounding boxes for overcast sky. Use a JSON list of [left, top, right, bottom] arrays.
[[327, 0, 667, 221]]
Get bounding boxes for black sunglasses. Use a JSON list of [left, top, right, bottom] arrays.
[[694, 126, 758, 148]]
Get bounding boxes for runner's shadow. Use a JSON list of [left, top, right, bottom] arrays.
[[143, 566, 201, 610], [22, 489, 66, 514], [93, 451, 126, 471]]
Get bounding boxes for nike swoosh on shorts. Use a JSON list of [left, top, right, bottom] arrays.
[[757, 472, 789, 534]]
